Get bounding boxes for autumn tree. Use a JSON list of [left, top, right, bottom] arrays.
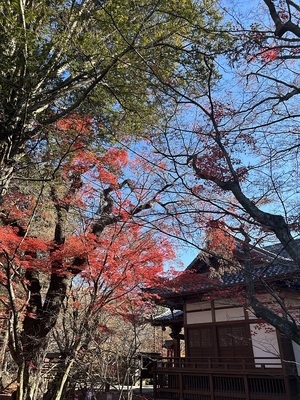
[[0, 0, 229, 200], [145, 0, 300, 343], [0, 114, 179, 400]]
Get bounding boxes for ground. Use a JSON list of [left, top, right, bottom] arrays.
[[0, 387, 155, 400]]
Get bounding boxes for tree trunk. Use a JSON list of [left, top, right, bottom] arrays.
[[0, 326, 9, 390], [0, 134, 26, 203], [53, 359, 75, 400], [13, 344, 48, 400]]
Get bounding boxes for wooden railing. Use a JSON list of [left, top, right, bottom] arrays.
[[153, 357, 298, 400]]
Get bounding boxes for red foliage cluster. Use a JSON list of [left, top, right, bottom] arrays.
[[260, 47, 280, 62], [205, 220, 236, 260], [0, 114, 176, 321]]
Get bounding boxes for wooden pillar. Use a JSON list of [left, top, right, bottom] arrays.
[[173, 336, 180, 358], [170, 323, 183, 358]]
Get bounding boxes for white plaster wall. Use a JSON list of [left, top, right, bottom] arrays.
[[186, 306, 245, 324], [215, 307, 245, 322], [250, 323, 281, 368], [186, 310, 212, 324], [292, 342, 300, 376]]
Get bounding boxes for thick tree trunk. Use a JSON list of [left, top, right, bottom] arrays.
[[14, 360, 46, 400], [227, 182, 300, 266], [7, 269, 72, 399], [10, 335, 48, 400]]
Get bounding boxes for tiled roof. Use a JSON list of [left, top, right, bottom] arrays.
[[192, 263, 295, 294], [263, 239, 300, 259], [152, 261, 299, 300], [148, 241, 300, 312], [186, 240, 299, 272], [153, 309, 183, 321], [219, 263, 298, 286], [151, 241, 300, 323]]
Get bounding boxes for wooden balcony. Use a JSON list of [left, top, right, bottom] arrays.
[[152, 357, 298, 400]]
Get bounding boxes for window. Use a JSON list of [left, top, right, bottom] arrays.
[[217, 324, 253, 359], [186, 323, 253, 360], [218, 325, 250, 347], [187, 327, 215, 357]]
